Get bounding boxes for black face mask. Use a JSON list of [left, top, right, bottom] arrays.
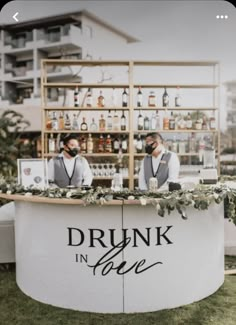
[[145, 142, 156, 155], [65, 146, 78, 157]]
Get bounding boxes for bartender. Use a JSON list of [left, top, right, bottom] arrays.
[[48, 135, 93, 188], [138, 132, 180, 190]]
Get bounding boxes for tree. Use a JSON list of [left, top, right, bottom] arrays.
[[0, 110, 30, 177]]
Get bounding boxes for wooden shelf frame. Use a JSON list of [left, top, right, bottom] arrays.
[[41, 60, 221, 189]]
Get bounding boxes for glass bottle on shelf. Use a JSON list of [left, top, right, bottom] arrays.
[[90, 118, 98, 131], [121, 135, 128, 153], [189, 133, 196, 153], [138, 110, 144, 130], [198, 136, 205, 162], [58, 112, 65, 130], [97, 90, 105, 107], [202, 116, 208, 130], [171, 136, 178, 153], [148, 91, 156, 107], [137, 86, 143, 107], [175, 86, 181, 107], [186, 112, 193, 129], [122, 88, 128, 107], [48, 133, 56, 153], [80, 136, 87, 154], [72, 114, 79, 130], [111, 88, 117, 107], [107, 110, 113, 131], [51, 112, 58, 130], [74, 86, 79, 107], [163, 110, 169, 130], [169, 111, 175, 130], [162, 87, 169, 107], [136, 134, 143, 153], [87, 133, 93, 154], [105, 134, 112, 153], [46, 111, 52, 130], [155, 110, 161, 130], [178, 138, 186, 154], [98, 135, 104, 153], [113, 136, 120, 154], [86, 88, 93, 107], [99, 114, 106, 131], [64, 113, 71, 130], [144, 115, 149, 131], [150, 112, 157, 130], [80, 117, 88, 131], [121, 111, 127, 131], [113, 110, 120, 131], [178, 114, 186, 130], [209, 111, 216, 130]]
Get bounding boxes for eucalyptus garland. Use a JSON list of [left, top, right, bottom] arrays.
[[0, 180, 236, 226]]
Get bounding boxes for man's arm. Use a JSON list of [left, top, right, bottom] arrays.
[[138, 159, 148, 190], [167, 152, 180, 182], [82, 158, 93, 186]]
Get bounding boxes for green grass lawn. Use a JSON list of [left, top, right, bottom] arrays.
[[0, 257, 236, 325]]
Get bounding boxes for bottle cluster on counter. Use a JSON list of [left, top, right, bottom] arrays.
[[136, 110, 216, 131], [46, 110, 127, 132], [48, 133, 129, 155]]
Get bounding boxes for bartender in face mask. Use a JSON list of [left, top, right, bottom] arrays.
[[48, 135, 93, 188], [138, 132, 180, 190]]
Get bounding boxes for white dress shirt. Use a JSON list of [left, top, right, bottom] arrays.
[[138, 148, 180, 190], [48, 153, 93, 186]]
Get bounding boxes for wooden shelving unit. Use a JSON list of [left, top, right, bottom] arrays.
[[41, 59, 221, 190]]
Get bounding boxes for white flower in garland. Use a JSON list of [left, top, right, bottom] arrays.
[[140, 197, 147, 205], [66, 191, 72, 198], [6, 190, 12, 195], [128, 195, 135, 200], [25, 192, 32, 196]]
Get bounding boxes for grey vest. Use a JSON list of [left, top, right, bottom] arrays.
[[144, 152, 171, 189], [53, 155, 86, 188]]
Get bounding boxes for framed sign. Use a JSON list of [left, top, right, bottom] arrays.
[[17, 159, 49, 189]]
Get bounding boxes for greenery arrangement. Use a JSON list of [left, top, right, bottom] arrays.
[[0, 179, 236, 225], [0, 110, 30, 177]]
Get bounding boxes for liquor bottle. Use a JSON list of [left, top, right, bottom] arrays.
[[169, 111, 175, 130], [98, 134, 104, 153], [99, 114, 106, 131], [163, 110, 169, 130], [178, 113, 186, 129], [138, 110, 144, 130], [107, 110, 113, 131], [155, 110, 161, 130], [59, 140, 64, 153], [144, 115, 149, 131], [150, 112, 157, 130], [51, 112, 58, 130], [74, 86, 79, 107], [111, 88, 117, 107], [121, 135, 128, 153], [186, 112, 193, 129], [148, 91, 156, 107], [121, 111, 127, 131], [171, 136, 178, 152], [46, 111, 52, 130], [178, 138, 186, 154], [80, 117, 88, 131], [80, 136, 87, 154], [58, 112, 65, 130], [105, 134, 112, 153], [137, 86, 143, 107], [48, 133, 56, 153], [113, 110, 120, 131], [209, 111, 216, 130], [136, 134, 143, 153], [87, 133, 93, 154], [202, 116, 208, 130], [162, 87, 169, 107], [122, 88, 128, 107], [86, 88, 93, 107], [198, 136, 205, 162], [64, 113, 71, 130], [97, 90, 105, 107], [189, 133, 196, 153], [175, 86, 181, 107], [113, 136, 120, 154], [72, 114, 79, 130], [90, 118, 98, 131]]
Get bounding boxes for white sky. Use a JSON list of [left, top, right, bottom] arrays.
[[1, 0, 236, 130]]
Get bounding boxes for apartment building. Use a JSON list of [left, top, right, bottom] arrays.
[[0, 10, 138, 131]]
